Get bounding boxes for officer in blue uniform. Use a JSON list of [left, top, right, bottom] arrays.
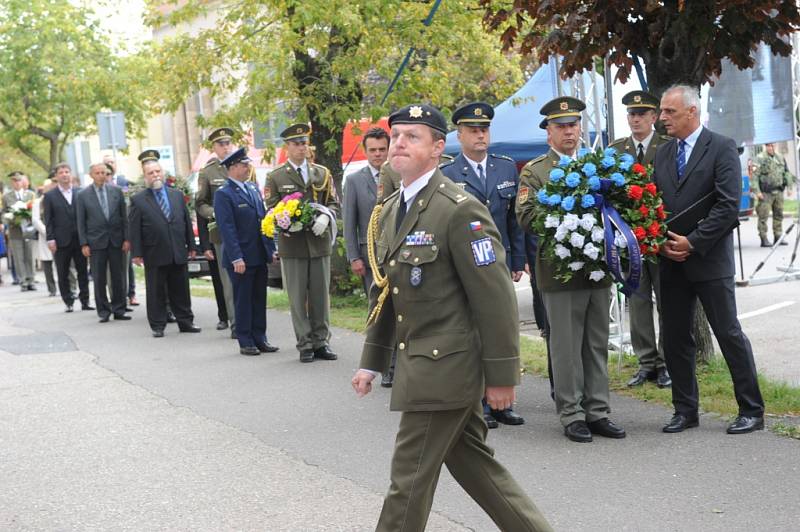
[[440, 101, 526, 429], [214, 147, 278, 356]]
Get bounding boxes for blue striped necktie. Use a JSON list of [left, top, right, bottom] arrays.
[[676, 140, 687, 181], [157, 189, 170, 218]]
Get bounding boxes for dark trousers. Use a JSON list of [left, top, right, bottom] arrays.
[[144, 262, 193, 331], [227, 264, 267, 348], [91, 246, 126, 318], [42, 260, 56, 294], [208, 246, 229, 323], [127, 259, 136, 298], [660, 267, 764, 417], [54, 243, 89, 306]]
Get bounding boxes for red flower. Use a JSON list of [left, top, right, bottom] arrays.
[[638, 205, 649, 217], [650, 245, 660, 254], [645, 183, 657, 195], [656, 205, 666, 220], [647, 221, 661, 237], [628, 185, 644, 201], [639, 243, 648, 255], [634, 227, 647, 241], [632, 163, 647, 175]]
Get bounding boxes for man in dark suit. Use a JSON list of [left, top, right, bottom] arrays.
[[129, 150, 200, 338], [214, 147, 278, 356], [43, 163, 92, 312], [655, 85, 765, 435], [104, 155, 137, 307], [441, 101, 526, 429], [76, 162, 131, 323]]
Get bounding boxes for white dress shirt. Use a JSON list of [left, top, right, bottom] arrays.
[[680, 125, 704, 167], [58, 186, 72, 205], [631, 130, 655, 154], [464, 154, 488, 179], [289, 160, 310, 184]]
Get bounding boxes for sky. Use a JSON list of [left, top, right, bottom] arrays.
[[77, 0, 151, 52]]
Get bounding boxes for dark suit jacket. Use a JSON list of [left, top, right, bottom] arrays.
[[76, 185, 127, 249], [213, 179, 275, 269], [43, 187, 81, 248], [654, 127, 741, 281], [129, 187, 196, 267], [342, 165, 378, 262]]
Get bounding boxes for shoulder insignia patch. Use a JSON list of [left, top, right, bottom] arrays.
[[518, 186, 529, 203], [471, 237, 496, 266], [490, 153, 514, 162]]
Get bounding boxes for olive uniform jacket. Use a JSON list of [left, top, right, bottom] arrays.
[[360, 170, 521, 412], [195, 157, 227, 246], [516, 148, 613, 292], [264, 162, 338, 259], [608, 132, 671, 167]]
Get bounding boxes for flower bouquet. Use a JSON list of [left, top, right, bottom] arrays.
[[261, 192, 317, 238], [2, 200, 33, 226], [531, 147, 667, 293]]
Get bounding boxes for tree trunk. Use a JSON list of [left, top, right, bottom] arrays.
[[694, 302, 716, 363]]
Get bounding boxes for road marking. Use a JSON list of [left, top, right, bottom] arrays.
[[738, 301, 795, 320]]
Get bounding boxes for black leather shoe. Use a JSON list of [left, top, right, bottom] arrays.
[[656, 367, 672, 388], [152, 329, 165, 338], [587, 418, 626, 438], [114, 314, 132, 321], [492, 408, 525, 425], [662, 413, 699, 433], [27, 284, 37, 291], [565, 421, 593, 443], [240, 346, 260, 356], [256, 342, 279, 353], [166, 312, 177, 323], [777, 239, 788, 246], [726, 415, 764, 434], [381, 371, 394, 388], [484, 414, 499, 429], [179, 324, 201, 333], [760, 237, 771, 247], [314, 345, 338, 360], [299, 350, 315, 363], [125, 307, 134, 312], [99, 316, 110, 323], [81, 304, 95, 311], [230, 327, 237, 339], [216, 321, 228, 330], [627, 370, 654, 387], [65, 304, 74, 313]]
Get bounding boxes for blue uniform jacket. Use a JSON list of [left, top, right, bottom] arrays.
[[441, 153, 525, 272], [213, 179, 275, 269]]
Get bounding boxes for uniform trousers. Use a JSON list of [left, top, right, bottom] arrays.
[[542, 287, 611, 426], [216, 241, 236, 329], [378, 402, 552, 532], [9, 238, 35, 286], [629, 260, 665, 372], [281, 256, 331, 352], [91, 246, 126, 318], [756, 191, 785, 239], [41, 259, 56, 294], [143, 262, 193, 331], [54, 243, 89, 306], [227, 264, 267, 348]]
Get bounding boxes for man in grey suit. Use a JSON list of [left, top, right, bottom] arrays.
[[2, 172, 37, 291], [655, 85, 764, 435], [343, 127, 390, 293], [76, 163, 131, 322]]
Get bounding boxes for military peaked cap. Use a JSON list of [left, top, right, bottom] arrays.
[[539, 96, 585, 129], [220, 147, 252, 169], [388, 104, 448, 135], [138, 149, 161, 164], [208, 127, 235, 143], [622, 90, 659, 112], [452, 102, 494, 126], [281, 124, 311, 142]]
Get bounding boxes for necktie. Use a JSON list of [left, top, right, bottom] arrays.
[[298, 166, 306, 184], [477, 163, 487, 195], [98, 187, 109, 219], [395, 194, 407, 232], [637, 143, 644, 164], [157, 189, 171, 218], [676, 140, 687, 181], [17, 191, 22, 201]]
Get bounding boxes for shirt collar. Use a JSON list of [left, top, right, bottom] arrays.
[[367, 164, 381, 179], [289, 159, 309, 174], [399, 168, 436, 204], [682, 125, 703, 149], [229, 177, 249, 191], [463, 153, 488, 176], [552, 148, 575, 160], [59, 186, 72, 195], [631, 130, 655, 152]]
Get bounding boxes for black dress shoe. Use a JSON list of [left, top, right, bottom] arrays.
[[656, 367, 672, 388], [381, 372, 394, 388], [627, 370, 654, 387], [99, 316, 110, 323], [492, 408, 525, 425], [49, 291, 57, 297], [216, 321, 228, 330], [726, 415, 764, 434], [760, 237, 772, 247], [299, 349, 315, 363], [240, 346, 260, 356], [114, 314, 132, 321], [166, 312, 177, 323], [587, 418, 626, 438], [125, 307, 134, 312], [565, 420, 593, 443], [152, 329, 165, 338], [65, 304, 74, 313], [256, 341, 279, 353], [314, 345, 338, 360], [662, 413, 699, 433], [27, 284, 37, 291], [179, 324, 201, 333], [484, 413, 499, 429], [81, 304, 95, 311]]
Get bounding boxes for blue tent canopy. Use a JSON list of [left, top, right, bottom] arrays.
[[445, 63, 605, 163]]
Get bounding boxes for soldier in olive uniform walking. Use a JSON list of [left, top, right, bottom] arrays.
[[517, 97, 625, 443], [265, 124, 338, 363], [352, 104, 552, 532], [753, 142, 795, 247], [608, 91, 672, 389]]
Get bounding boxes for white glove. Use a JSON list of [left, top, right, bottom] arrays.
[[311, 214, 330, 236]]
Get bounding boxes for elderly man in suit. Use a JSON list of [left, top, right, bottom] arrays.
[[43, 163, 92, 312], [655, 85, 765, 435], [76, 162, 131, 323], [129, 150, 200, 338], [2, 172, 37, 291], [104, 155, 137, 308], [214, 147, 278, 356]]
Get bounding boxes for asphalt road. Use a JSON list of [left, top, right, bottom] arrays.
[[1, 255, 799, 531]]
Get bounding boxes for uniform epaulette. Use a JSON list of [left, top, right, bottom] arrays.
[[436, 181, 470, 204], [525, 154, 547, 169], [440, 153, 454, 163], [490, 153, 514, 162], [382, 188, 401, 204], [439, 158, 455, 169], [311, 162, 329, 172], [608, 137, 627, 148], [203, 157, 219, 168], [659, 134, 672, 142]]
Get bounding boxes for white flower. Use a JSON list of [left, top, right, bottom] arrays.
[[569, 232, 585, 248], [555, 244, 571, 259], [561, 213, 580, 231], [583, 243, 600, 261], [589, 270, 606, 282], [568, 261, 585, 271], [1, 212, 12, 222], [614, 231, 628, 249], [579, 213, 597, 231], [554, 225, 569, 242], [544, 214, 561, 228], [591, 226, 604, 243]]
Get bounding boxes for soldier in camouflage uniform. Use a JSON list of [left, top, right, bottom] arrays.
[[753, 143, 795, 247]]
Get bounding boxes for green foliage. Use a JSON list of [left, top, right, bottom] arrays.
[[331, 219, 364, 296]]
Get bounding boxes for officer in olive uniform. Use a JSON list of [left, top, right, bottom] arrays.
[[196, 127, 237, 336], [441, 101, 526, 429], [352, 104, 552, 532], [608, 91, 672, 389], [517, 97, 625, 443], [753, 142, 795, 247], [265, 124, 338, 362]]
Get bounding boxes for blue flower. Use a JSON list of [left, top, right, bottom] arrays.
[[604, 147, 617, 157], [600, 156, 616, 169], [581, 194, 596, 208], [558, 155, 572, 168], [549, 168, 565, 183], [547, 194, 562, 206], [588, 176, 601, 191], [561, 195, 575, 211], [620, 153, 635, 164], [537, 189, 549, 204], [581, 162, 597, 177], [565, 172, 581, 188], [578, 147, 591, 158], [611, 172, 626, 186], [618, 160, 632, 171]]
